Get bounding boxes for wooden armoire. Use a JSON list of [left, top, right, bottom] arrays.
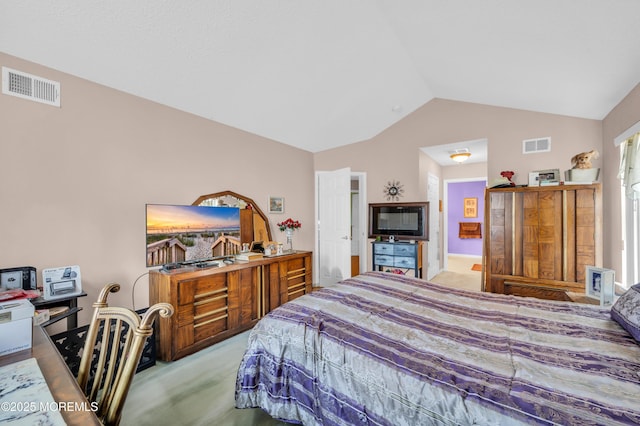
[[484, 183, 602, 301]]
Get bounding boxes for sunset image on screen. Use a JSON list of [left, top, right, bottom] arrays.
[[145, 204, 241, 267], [146, 205, 240, 234]]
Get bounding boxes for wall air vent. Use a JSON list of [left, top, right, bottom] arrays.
[[2, 67, 60, 107], [522, 137, 551, 154]]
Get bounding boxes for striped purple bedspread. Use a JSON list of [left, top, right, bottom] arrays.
[[235, 272, 640, 425]]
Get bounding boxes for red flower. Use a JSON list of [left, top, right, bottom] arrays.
[[277, 218, 301, 231]]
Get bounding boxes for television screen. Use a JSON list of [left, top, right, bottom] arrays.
[[368, 202, 428, 240], [377, 211, 419, 231], [146, 204, 240, 267]]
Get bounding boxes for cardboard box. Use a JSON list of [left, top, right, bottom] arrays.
[[0, 299, 35, 356], [33, 309, 50, 326]]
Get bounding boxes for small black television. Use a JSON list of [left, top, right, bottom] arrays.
[[146, 204, 241, 267], [368, 202, 429, 241]]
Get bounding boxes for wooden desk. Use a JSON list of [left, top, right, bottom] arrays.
[[0, 326, 101, 425]]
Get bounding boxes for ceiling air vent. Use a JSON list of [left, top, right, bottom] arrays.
[[2, 67, 60, 107], [522, 137, 551, 154]]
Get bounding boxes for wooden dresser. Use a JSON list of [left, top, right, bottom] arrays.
[[149, 251, 312, 361], [484, 184, 602, 301]]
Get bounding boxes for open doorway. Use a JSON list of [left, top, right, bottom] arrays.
[[350, 173, 367, 276], [440, 178, 486, 290], [421, 139, 488, 290], [314, 169, 367, 286]]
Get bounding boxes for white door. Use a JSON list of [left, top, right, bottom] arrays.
[[316, 168, 352, 286], [427, 173, 440, 280]]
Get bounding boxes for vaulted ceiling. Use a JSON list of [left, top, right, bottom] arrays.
[[2, 1, 639, 153]]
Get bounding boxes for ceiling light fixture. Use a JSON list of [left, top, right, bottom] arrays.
[[450, 149, 471, 163]]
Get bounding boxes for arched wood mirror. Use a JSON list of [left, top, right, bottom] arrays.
[[193, 191, 272, 256]]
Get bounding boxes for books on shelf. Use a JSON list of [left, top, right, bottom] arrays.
[[235, 252, 264, 261]]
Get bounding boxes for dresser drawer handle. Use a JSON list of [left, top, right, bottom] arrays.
[[194, 293, 227, 306], [194, 313, 228, 328], [194, 306, 228, 320], [287, 272, 306, 281], [195, 287, 228, 299]]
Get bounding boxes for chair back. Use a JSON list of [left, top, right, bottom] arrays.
[[77, 283, 174, 426]]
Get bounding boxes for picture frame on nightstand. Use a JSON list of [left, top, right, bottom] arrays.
[[585, 266, 615, 306]]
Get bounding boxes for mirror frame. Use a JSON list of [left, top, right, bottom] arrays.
[[192, 190, 273, 241]]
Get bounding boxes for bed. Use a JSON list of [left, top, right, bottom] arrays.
[[235, 272, 640, 425]]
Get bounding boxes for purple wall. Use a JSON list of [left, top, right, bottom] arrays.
[[448, 180, 486, 256]]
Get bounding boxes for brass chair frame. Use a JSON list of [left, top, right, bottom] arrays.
[[77, 283, 174, 426]]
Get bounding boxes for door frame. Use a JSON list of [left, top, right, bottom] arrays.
[[442, 176, 487, 270], [314, 171, 367, 285]]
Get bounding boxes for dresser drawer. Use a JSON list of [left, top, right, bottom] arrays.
[[374, 255, 394, 267], [177, 275, 228, 306], [373, 243, 394, 255], [394, 244, 416, 257], [394, 257, 416, 269]]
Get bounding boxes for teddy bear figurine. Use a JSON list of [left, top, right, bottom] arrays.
[[571, 150, 599, 169]]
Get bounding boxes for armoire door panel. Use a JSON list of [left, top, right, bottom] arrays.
[[523, 209, 539, 225], [485, 184, 601, 301], [523, 192, 538, 209], [523, 226, 539, 244], [491, 209, 505, 227], [539, 242, 559, 280], [512, 193, 523, 276], [538, 225, 556, 241], [565, 190, 577, 282], [490, 259, 505, 275], [576, 189, 595, 208], [490, 227, 506, 245], [575, 209, 595, 226], [490, 193, 505, 210], [576, 228, 595, 249]]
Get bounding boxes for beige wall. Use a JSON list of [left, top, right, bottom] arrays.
[[602, 83, 640, 280], [2, 51, 636, 329], [0, 53, 315, 328], [315, 99, 602, 197], [441, 162, 488, 182], [314, 98, 607, 274]]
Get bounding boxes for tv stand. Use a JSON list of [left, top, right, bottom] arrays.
[[371, 241, 423, 278]]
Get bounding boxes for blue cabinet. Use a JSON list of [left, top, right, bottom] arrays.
[[372, 241, 422, 278]]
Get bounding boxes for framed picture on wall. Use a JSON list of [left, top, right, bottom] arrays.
[[268, 196, 284, 214], [463, 197, 477, 218]]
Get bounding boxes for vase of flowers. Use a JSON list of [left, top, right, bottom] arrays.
[[277, 218, 301, 252]]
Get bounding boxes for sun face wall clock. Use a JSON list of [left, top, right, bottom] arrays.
[[383, 180, 404, 201]]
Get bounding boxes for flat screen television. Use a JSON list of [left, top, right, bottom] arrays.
[[146, 204, 241, 267], [368, 202, 429, 241]]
